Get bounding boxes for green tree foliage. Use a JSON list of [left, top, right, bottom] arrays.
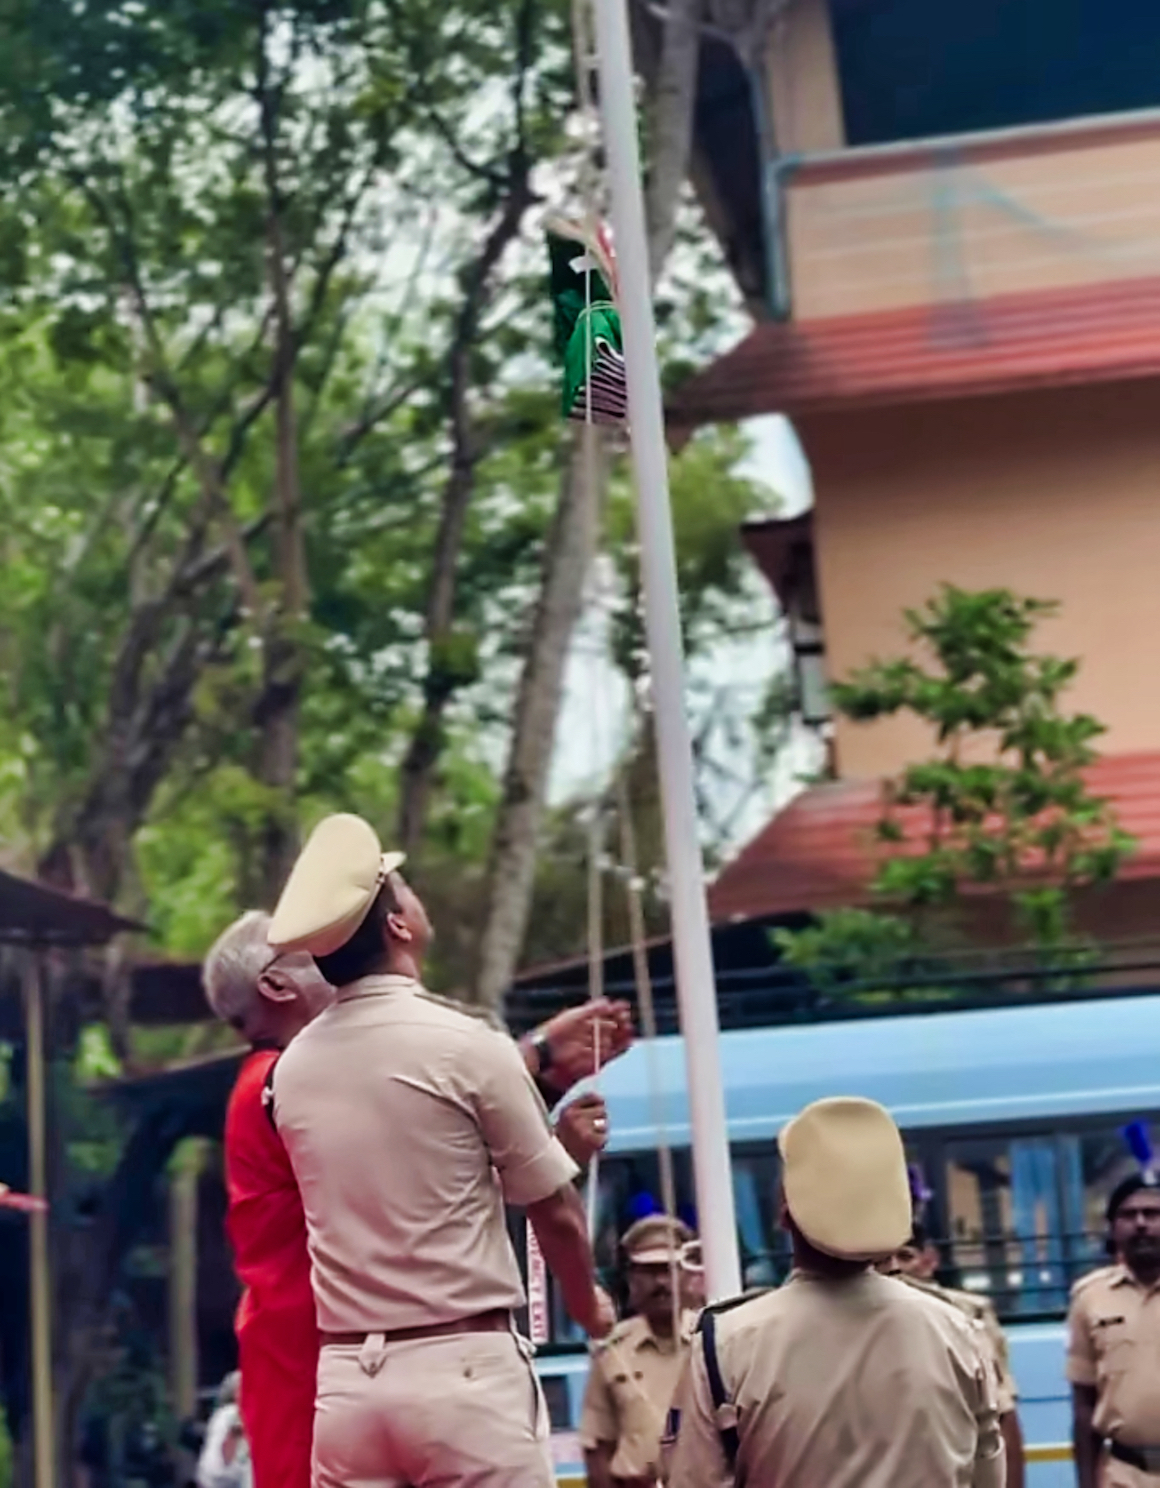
[[0, 0, 573, 925], [0, 0, 779, 992], [0, 0, 791, 1466], [775, 586, 1134, 988]]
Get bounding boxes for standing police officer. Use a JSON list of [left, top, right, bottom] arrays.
[[581, 1216, 700, 1488], [203, 906, 627, 1488], [881, 1220, 1025, 1488], [266, 813, 614, 1488], [667, 1097, 1005, 1488], [1068, 1173, 1160, 1488]]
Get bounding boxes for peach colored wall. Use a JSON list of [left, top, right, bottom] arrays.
[[799, 379, 1160, 778], [766, 0, 845, 157], [787, 120, 1160, 319]]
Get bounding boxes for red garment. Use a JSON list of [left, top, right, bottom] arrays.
[[225, 1048, 318, 1488]]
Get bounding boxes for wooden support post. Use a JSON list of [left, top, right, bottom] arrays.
[[24, 953, 55, 1488], [168, 1139, 202, 1425]]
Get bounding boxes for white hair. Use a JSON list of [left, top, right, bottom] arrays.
[[202, 910, 274, 1029], [216, 1370, 241, 1407]]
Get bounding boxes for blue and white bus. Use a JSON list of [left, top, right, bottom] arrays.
[[523, 988, 1160, 1486]]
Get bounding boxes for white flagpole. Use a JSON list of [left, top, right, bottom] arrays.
[[591, 0, 742, 1301]]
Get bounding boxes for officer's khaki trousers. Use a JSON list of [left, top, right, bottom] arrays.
[[312, 1330, 556, 1488]]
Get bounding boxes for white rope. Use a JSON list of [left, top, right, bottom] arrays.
[[616, 768, 677, 1221], [617, 767, 684, 1341], [585, 802, 605, 1246]]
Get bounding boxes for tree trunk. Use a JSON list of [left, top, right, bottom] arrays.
[[396, 162, 534, 860], [643, 0, 703, 277], [471, 425, 607, 1007], [253, 25, 309, 906], [254, 627, 304, 906], [397, 444, 479, 858]]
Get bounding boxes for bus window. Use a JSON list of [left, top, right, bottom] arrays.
[[943, 1136, 1020, 1312], [731, 1145, 789, 1288], [940, 1127, 1136, 1318], [1077, 1117, 1160, 1267]]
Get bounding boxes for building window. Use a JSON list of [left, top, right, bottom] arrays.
[[742, 515, 831, 733], [831, 0, 1160, 148]]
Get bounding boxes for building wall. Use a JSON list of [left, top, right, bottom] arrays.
[[800, 378, 1160, 778], [766, 0, 845, 156]]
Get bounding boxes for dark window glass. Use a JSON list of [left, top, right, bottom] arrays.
[[938, 1119, 1158, 1319], [831, 0, 1160, 147], [540, 1374, 573, 1432]]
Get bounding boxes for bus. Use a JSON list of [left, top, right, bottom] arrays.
[[523, 987, 1160, 1486]]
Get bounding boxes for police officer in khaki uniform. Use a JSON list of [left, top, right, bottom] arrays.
[[265, 814, 615, 1488], [1068, 1173, 1160, 1488], [667, 1097, 1005, 1488], [580, 1216, 700, 1488], [881, 1221, 1025, 1488]]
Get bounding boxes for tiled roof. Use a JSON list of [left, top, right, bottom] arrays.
[[667, 275, 1160, 428], [707, 750, 1160, 923]]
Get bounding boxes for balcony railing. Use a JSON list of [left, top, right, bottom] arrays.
[[506, 935, 1160, 1035], [782, 108, 1160, 320]]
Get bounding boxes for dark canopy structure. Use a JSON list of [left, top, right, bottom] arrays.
[[0, 868, 140, 1486], [0, 868, 140, 947]]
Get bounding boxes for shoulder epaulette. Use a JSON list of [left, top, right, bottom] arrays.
[[897, 1274, 973, 1315], [1070, 1264, 1117, 1298], [413, 987, 505, 1031], [694, 1288, 772, 1333], [590, 1317, 639, 1356], [698, 1295, 771, 1471]]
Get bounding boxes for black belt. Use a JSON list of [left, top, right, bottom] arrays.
[[1109, 1441, 1160, 1475], [321, 1308, 511, 1348]]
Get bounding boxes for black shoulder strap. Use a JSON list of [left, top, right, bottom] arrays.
[[699, 1306, 741, 1471], [261, 1055, 279, 1133]]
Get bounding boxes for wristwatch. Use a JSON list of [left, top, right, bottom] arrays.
[[530, 1028, 553, 1078]]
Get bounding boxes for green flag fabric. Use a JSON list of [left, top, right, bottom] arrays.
[[547, 227, 627, 425]]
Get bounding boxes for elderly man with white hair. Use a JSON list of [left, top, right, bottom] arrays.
[[204, 902, 631, 1488]]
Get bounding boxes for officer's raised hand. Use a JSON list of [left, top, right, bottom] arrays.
[[524, 999, 634, 1096]]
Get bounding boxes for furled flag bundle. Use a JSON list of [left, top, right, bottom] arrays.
[[546, 216, 627, 426]]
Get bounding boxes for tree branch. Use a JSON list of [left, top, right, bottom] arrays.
[[75, 169, 267, 621], [397, 137, 536, 854]]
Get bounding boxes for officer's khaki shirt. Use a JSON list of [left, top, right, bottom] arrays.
[[901, 1277, 1019, 1416], [1067, 1262, 1160, 1462], [579, 1312, 696, 1481], [667, 1270, 1005, 1488], [273, 974, 578, 1332]]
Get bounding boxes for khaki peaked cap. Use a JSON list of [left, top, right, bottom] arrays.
[[779, 1096, 911, 1261], [268, 813, 405, 956]]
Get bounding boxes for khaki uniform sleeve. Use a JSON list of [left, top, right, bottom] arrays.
[[980, 1305, 1018, 1415], [578, 1353, 618, 1451], [967, 1323, 1006, 1488], [666, 1342, 734, 1488], [469, 1027, 579, 1206], [1065, 1290, 1097, 1387]]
